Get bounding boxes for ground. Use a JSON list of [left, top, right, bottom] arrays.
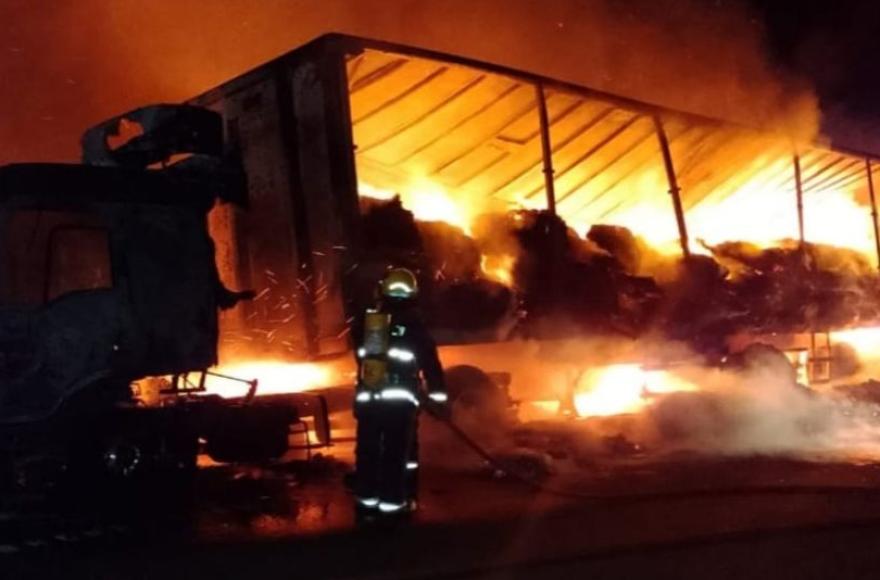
[[5, 401, 880, 579]]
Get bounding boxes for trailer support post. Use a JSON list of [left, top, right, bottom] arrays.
[[535, 83, 557, 215], [793, 154, 806, 246], [866, 158, 880, 271], [652, 114, 690, 258]]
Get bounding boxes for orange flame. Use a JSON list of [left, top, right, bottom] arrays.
[[203, 361, 337, 398], [832, 327, 880, 361], [573, 364, 696, 417], [360, 179, 477, 235], [362, 150, 878, 262], [361, 179, 522, 284], [480, 254, 515, 286]]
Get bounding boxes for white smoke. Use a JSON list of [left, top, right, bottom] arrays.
[[440, 336, 880, 463], [645, 363, 880, 458]]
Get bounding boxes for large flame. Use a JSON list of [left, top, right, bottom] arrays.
[[361, 159, 878, 267], [360, 179, 478, 235], [557, 158, 877, 260], [480, 254, 515, 286], [201, 361, 337, 398], [573, 364, 697, 417], [360, 179, 521, 284], [687, 161, 876, 257], [832, 327, 880, 361]]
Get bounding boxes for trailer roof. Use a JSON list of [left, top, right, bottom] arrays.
[[193, 33, 880, 159], [335, 35, 880, 250], [192, 33, 880, 253]]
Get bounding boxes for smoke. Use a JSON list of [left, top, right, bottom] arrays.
[[643, 355, 880, 458], [442, 335, 880, 463], [1, 0, 817, 163]]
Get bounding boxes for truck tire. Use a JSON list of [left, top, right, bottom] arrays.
[[445, 365, 509, 419]]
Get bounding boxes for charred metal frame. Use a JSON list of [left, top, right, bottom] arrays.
[[866, 158, 880, 270], [191, 33, 880, 256], [793, 154, 806, 245], [167, 369, 258, 399], [535, 83, 557, 214], [652, 115, 691, 258]]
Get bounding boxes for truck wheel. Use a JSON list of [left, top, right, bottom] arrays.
[[724, 343, 798, 387], [102, 438, 143, 479], [445, 365, 509, 420]]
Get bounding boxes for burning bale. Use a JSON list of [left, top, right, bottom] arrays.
[[707, 240, 880, 333], [359, 195, 670, 339], [586, 224, 676, 281], [358, 195, 514, 335], [358, 189, 880, 355], [507, 211, 662, 337], [359, 195, 423, 268], [659, 255, 737, 354]]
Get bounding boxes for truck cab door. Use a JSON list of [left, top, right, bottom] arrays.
[[0, 210, 120, 421]]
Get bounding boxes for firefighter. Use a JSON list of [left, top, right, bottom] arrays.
[[353, 267, 448, 520]]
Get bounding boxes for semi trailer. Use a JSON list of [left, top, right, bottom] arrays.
[[4, 32, 880, 491], [186, 33, 880, 398]]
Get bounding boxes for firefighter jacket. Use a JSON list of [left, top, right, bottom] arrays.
[[353, 302, 447, 407]]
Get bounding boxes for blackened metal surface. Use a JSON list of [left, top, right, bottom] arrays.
[[288, 49, 361, 356], [224, 76, 311, 358], [0, 167, 224, 422], [81, 105, 222, 169], [866, 159, 880, 270], [536, 83, 557, 215], [794, 153, 806, 245], [653, 115, 690, 258], [113, 203, 220, 377], [0, 164, 216, 209]]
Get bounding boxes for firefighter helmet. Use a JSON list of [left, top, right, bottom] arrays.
[[380, 268, 418, 299]]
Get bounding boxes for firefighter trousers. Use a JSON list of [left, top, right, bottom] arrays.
[[354, 400, 418, 511]]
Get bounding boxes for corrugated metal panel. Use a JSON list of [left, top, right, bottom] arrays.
[[347, 46, 878, 257]]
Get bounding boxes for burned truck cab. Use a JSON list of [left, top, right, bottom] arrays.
[[0, 162, 222, 421], [0, 106, 297, 488]]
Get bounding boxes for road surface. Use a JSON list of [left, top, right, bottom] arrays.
[[5, 410, 880, 579]]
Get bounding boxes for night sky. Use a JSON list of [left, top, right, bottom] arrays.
[[751, 0, 880, 152], [2, 0, 880, 161]]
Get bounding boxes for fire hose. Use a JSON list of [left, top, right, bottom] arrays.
[[423, 399, 880, 503]]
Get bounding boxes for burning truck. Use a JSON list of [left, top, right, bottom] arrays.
[[183, 34, 880, 419], [5, 32, 880, 485]]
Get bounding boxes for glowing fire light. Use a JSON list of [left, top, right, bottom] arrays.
[[480, 254, 515, 286], [407, 182, 473, 235], [574, 364, 646, 417], [360, 179, 475, 235], [832, 327, 880, 361], [203, 361, 334, 398], [573, 364, 696, 417], [686, 158, 876, 258], [361, 179, 520, 285], [561, 158, 877, 260]]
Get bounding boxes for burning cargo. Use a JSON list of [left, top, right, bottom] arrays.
[[185, 34, 880, 397], [5, 31, 880, 485]]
